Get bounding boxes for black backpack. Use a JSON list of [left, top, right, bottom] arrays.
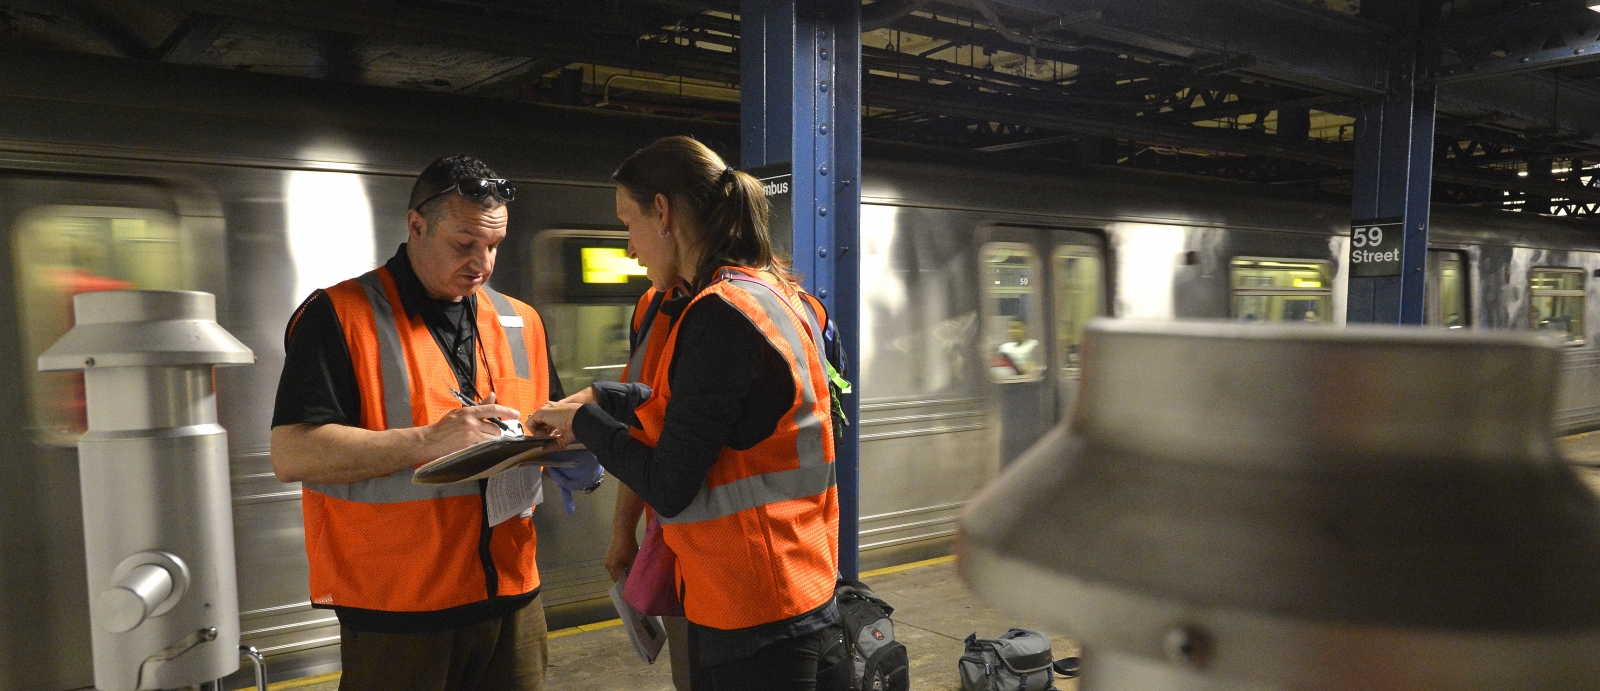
[[818, 579, 910, 691]]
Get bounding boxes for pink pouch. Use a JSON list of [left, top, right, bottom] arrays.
[[622, 512, 685, 617]]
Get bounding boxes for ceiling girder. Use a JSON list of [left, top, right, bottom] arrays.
[[970, 0, 1391, 96], [1437, 74, 1600, 151], [1434, 8, 1600, 83], [166, 0, 741, 82], [966, 0, 1600, 159], [865, 72, 1600, 204]]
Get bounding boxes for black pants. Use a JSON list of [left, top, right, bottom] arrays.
[[687, 625, 824, 691]]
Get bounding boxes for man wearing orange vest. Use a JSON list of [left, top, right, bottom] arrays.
[[271, 155, 586, 691]]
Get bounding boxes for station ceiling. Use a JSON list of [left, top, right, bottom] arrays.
[[4, 0, 1600, 217]]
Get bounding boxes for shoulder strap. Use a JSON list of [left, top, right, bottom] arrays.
[[631, 289, 669, 354]]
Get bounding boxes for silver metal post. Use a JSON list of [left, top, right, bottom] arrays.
[[39, 290, 254, 691]]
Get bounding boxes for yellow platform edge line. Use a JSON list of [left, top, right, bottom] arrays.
[[549, 617, 624, 639], [860, 554, 956, 579], [268, 671, 341, 691], [262, 555, 956, 688]]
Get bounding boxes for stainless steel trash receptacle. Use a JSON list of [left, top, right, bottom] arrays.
[[959, 319, 1600, 691], [39, 290, 254, 691]]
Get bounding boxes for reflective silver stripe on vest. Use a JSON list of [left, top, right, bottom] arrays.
[[304, 270, 479, 503], [627, 308, 654, 382], [658, 277, 833, 525], [482, 286, 529, 379], [357, 271, 414, 432], [306, 467, 480, 503]]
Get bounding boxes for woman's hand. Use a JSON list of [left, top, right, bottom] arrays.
[[528, 401, 584, 448], [559, 387, 598, 407], [605, 533, 639, 583]]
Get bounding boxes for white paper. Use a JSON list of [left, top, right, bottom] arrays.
[[610, 574, 667, 664], [486, 464, 544, 526], [498, 314, 525, 328]]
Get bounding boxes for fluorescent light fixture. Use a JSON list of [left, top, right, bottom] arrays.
[[1591, 0, 1600, 12]]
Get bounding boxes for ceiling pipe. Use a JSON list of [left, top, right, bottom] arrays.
[[961, 0, 1093, 52], [862, 0, 933, 32]]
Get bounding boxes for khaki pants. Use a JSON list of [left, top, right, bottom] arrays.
[[338, 594, 547, 691]]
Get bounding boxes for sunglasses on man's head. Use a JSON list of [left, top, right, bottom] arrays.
[[411, 177, 517, 211]]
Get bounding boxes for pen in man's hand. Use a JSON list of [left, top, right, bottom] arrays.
[[448, 389, 515, 436]]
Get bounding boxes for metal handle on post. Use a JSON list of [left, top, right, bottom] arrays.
[[241, 645, 267, 691], [214, 647, 266, 691]]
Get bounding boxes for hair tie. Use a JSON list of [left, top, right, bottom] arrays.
[[718, 167, 736, 184]]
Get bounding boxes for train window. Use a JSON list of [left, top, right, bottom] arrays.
[[535, 231, 651, 392], [1229, 258, 1332, 323], [1052, 246, 1104, 375], [983, 243, 1044, 383], [1425, 251, 1468, 329], [13, 206, 195, 444], [1530, 268, 1585, 344]]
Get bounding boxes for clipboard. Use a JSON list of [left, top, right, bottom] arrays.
[[412, 436, 582, 485]]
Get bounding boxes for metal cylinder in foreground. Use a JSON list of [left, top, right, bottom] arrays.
[[39, 290, 254, 691], [958, 319, 1600, 691]]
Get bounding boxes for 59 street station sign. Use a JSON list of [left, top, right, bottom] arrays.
[[1348, 218, 1404, 278]]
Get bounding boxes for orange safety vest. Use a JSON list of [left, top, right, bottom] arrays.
[[625, 287, 673, 384], [630, 267, 839, 630], [299, 266, 551, 613]]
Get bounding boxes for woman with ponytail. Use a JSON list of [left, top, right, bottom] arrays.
[[531, 136, 840, 690]]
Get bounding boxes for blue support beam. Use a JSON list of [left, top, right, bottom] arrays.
[[740, 0, 863, 578], [1347, 1, 1437, 325]]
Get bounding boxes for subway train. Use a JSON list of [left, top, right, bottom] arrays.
[[5, 51, 1600, 691]]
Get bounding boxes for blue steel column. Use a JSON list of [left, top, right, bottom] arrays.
[[741, 0, 863, 578], [1348, 3, 1437, 324]]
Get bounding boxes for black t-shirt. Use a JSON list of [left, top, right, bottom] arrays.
[[270, 243, 563, 633], [272, 243, 563, 429]]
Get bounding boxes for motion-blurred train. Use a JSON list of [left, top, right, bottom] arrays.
[[5, 52, 1599, 690]]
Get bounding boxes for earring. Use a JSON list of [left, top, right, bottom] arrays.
[[659, 226, 671, 238]]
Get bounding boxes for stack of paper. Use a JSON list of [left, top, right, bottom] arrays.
[[610, 573, 667, 664]]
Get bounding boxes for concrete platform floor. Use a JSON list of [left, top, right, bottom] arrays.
[[267, 431, 1600, 691], [265, 556, 1078, 691]]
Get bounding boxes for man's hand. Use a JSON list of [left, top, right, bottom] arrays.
[[272, 393, 524, 485], [423, 391, 521, 458], [606, 533, 639, 583]]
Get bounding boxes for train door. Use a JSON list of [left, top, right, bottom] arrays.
[[1050, 238, 1107, 423], [526, 229, 651, 625], [1424, 249, 1469, 328], [980, 227, 1105, 465], [0, 176, 213, 691]]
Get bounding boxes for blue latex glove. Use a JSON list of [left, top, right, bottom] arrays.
[[545, 449, 604, 514]]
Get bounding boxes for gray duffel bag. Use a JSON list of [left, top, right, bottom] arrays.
[[958, 628, 1055, 691]]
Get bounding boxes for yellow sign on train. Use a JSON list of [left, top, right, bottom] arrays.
[[581, 247, 647, 284]]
